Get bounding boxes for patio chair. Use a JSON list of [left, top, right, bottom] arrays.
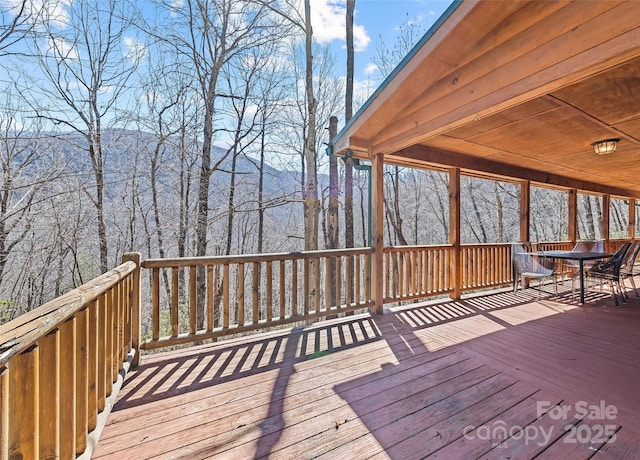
[[565, 240, 605, 295], [619, 241, 640, 299], [512, 243, 557, 296], [586, 242, 631, 306]]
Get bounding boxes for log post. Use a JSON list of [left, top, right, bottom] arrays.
[[568, 189, 577, 244], [519, 180, 530, 243], [371, 152, 385, 314], [449, 168, 461, 300]]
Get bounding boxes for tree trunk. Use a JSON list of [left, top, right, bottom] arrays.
[[344, 0, 355, 311], [303, 0, 319, 311]]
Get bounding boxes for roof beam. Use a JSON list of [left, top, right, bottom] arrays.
[[393, 145, 640, 198]]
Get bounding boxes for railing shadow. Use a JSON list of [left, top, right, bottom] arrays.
[[113, 316, 384, 410]]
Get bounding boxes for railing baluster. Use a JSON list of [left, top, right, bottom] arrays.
[[97, 294, 106, 412], [124, 275, 132, 357], [238, 263, 245, 327], [315, 257, 321, 312], [76, 308, 89, 454], [279, 260, 286, 319], [189, 266, 197, 334], [87, 301, 98, 432], [365, 253, 371, 301], [111, 288, 119, 383], [384, 251, 390, 300], [114, 283, 121, 372], [252, 262, 259, 324], [266, 262, 273, 322], [222, 264, 231, 329], [291, 259, 298, 316], [60, 318, 76, 459], [39, 329, 59, 459], [1, 366, 8, 459], [355, 254, 361, 304], [304, 258, 310, 315], [8, 346, 39, 460], [207, 265, 214, 331], [171, 268, 179, 337], [105, 291, 114, 393], [346, 255, 353, 307], [336, 256, 342, 309], [325, 257, 331, 312], [152, 268, 160, 341]]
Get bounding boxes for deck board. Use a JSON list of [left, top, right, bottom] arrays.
[[93, 284, 640, 459]]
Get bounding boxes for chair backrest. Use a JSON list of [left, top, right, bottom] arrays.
[[572, 241, 596, 252], [620, 241, 640, 275], [593, 240, 605, 253], [593, 242, 631, 274], [511, 242, 552, 275]]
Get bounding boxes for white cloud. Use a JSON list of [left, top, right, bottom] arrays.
[[46, 35, 79, 60], [364, 62, 378, 76], [123, 36, 147, 64], [310, 0, 370, 52], [3, 0, 71, 28]]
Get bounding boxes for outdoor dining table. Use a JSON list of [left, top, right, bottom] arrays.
[[537, 250, 612, 304]]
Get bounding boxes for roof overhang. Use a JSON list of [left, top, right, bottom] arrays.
[[334, 0, 640, 198]]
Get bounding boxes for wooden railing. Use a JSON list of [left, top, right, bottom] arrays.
[[384, 245, 453, 302], [384, 241, 584, 300], [460, 243, 512, 291], [140, 248, 373, 350], [0, 253, 140, 460]]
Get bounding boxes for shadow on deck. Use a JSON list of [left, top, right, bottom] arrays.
[[93, 283, 640, 459]]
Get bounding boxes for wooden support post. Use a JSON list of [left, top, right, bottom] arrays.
[[568, 189, 577, 244], [371, 152, 385, 314], [519, 180, 530, 243], [449, 168, 461, 300], [603, 194, 610, 243]]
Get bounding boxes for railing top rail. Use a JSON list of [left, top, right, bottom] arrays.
[[0, 260, 136, 367], [384, 244, 453, 251], [141, 247, 374, 269]]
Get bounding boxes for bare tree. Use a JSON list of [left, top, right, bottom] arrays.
[[0, 92, 63, 291], [0, 0, 41, 57], [26, 0, 142, 273], [158, 0, 288, 328]]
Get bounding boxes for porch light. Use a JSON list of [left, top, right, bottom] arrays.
[[591, 138, 619, 155]]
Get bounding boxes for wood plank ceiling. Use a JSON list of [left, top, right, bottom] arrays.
[[333, 0, 640, 198]]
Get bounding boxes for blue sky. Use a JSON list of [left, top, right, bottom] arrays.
[[310, 0, 454, 83]]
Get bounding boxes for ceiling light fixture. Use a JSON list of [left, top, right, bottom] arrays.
[[592, 138, 620, 155]]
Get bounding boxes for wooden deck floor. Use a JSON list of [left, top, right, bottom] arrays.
[[93, 283, 640, 459]]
